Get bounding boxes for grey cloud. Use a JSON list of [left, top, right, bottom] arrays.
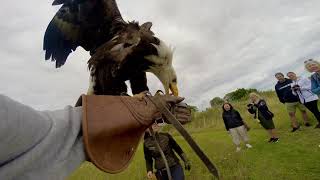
[[1, 0, 320, 110]]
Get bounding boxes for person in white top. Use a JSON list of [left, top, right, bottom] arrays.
[[287, 72, 320, 128]]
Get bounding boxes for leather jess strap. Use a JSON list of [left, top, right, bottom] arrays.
[[147, 95, 220, 179], [149, 127, 173, 180]]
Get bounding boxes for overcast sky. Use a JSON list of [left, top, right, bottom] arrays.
[[1, 0, 320, 110]]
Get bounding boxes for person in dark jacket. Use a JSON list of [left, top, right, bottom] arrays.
[[274, 72, 309, 132], [222, 102, 252, 152], [144, 123, 191, 180], [248, 93, 279, 142]]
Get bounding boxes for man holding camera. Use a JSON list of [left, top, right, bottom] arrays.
[[287, 72, 320, 128], [274, 72, 310, 132]]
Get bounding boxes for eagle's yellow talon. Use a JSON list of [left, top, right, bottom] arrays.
[[133, 91, 148, 100]]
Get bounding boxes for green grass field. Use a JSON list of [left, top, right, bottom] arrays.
[[68, 91, 320, 180]]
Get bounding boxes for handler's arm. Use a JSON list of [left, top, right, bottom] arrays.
[[0, 94, 86, 180]]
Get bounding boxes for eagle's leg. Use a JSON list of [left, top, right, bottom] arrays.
[[87, 75, 95, 95], [75, 75, 95, 107], [130, 72, 149, 100], [132, 91, 149, 100], [75, 73, 96, 107]]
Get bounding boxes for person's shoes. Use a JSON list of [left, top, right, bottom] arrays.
[[245, 144, 252, 148], [268, 138, 275, 142], [291, 125, 300, 132], [305, 122, 311, 127], [272, 138, 279, 143], [236, 147, 241, 152], [315, 123, 320, 128]]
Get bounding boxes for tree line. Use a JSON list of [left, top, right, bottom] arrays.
[[210, 88, 258, 108]]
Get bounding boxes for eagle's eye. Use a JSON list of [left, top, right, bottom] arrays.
[[172, 78, 177, 83], [153, 37, 160, 44]]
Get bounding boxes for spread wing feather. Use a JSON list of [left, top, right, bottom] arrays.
[[43, 0, 124, 68]]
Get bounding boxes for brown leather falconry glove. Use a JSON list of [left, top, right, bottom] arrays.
[[169, 101, 192, 125], [145, 92, 192, 125], [79, 93, 191, 174]]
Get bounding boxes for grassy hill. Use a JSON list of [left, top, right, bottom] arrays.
[[68, 91, 320, 180]]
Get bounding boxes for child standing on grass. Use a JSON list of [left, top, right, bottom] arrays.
[[222, 102, 252, 152], [248, 92, 279, 143]]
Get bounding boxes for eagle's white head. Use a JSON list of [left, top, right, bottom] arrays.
[[145, 40, 178, 96]]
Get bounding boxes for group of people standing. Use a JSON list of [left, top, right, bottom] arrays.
[[143, 59, 320, 179], [222, 59, 320, 152], [222, 92, 279, 152], [275, 59, 320, 130], [145, 93, 279, 179]]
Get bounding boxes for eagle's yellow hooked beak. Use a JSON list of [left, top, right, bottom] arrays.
[[169, 82, 179, 96]]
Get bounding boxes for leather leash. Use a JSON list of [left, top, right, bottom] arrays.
[[148, 95, 220, 179], [149, 127, 172, 180]]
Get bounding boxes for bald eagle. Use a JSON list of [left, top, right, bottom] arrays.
[[43, 0, 178, 96]]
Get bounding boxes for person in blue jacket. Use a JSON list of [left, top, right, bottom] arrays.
[[305, 59, 320, 95], [304, 59, 320, 128]]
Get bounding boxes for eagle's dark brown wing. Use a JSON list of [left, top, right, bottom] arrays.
[[43, 0, 125, 68]]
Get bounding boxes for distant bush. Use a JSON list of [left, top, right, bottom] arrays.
[[223, 88, 258, 101], [188, 105, 199, 112], [210, 97, 225, 107]]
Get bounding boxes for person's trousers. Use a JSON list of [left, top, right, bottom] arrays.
[[156, 164, 185, 180], [229, 125, 249, 146], [304, 100, 320, 123]]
